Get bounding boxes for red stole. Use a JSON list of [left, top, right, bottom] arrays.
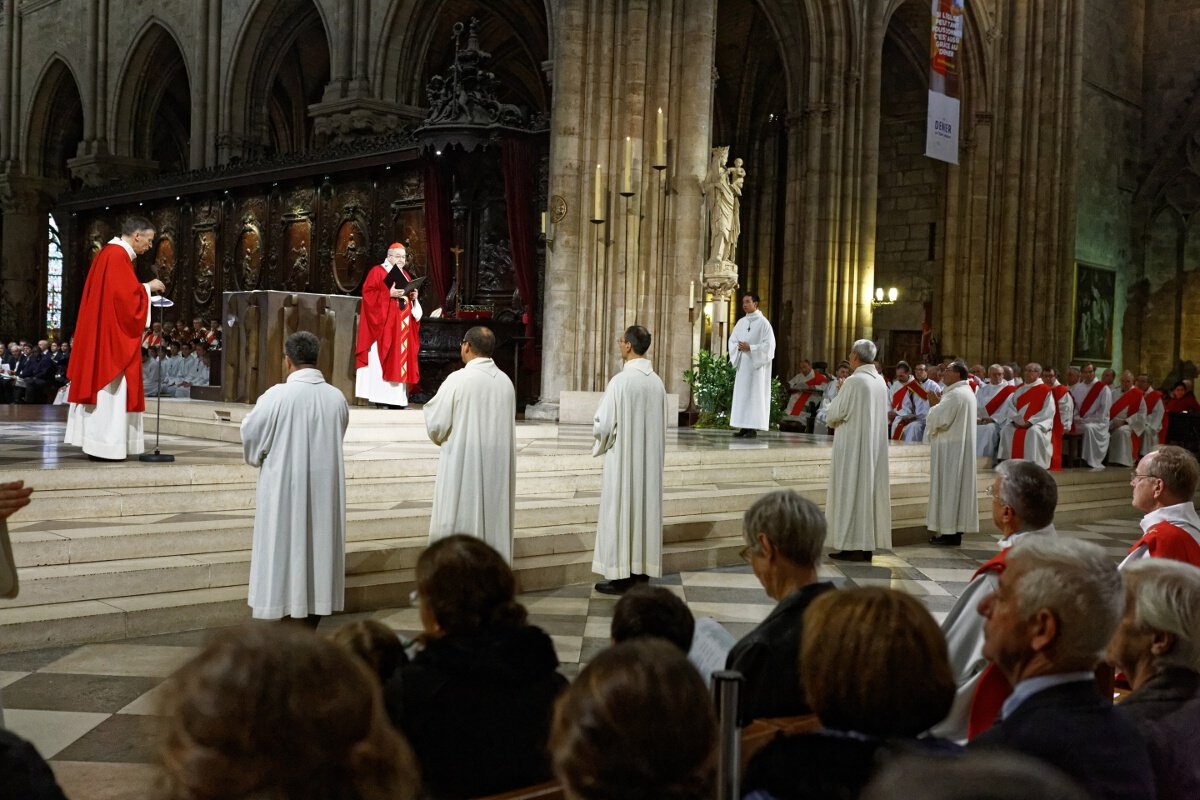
[[1050, 385, 1070, 472], [67, 243, 149, 412], [1010, 384, 1052, 459], [967, 551, 1011, 739], [1110, 387, 1144, 456], [1144, 390, 1166, 444], [968, 376, 980, 392], [786, 373, 829, 415], [984, 384, 1016, 417], [1129, 521, 1200, 568], [1078, 381, 1106, 419], [891, 380, 927, 440]]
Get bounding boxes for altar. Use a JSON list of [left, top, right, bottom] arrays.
[[220, 290, 521, 406]]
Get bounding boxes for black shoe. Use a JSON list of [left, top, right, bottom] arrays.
[[828, 550, 873, 562], [744, 429, 757, 438], [929, 533, 963, 547], [732, 429, 746, 437], [86, 454, 125, 462], [632, 573, 651, 584], [594, 577, 639, 595]]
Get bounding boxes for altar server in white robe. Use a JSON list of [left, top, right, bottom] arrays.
[[728, 293, 776, 437], [1135, 374, 1165, 457], [996, 364, 1056, 469], [141, 349, 163, 397], [241, 331, 349, 623], [1107, 370, 1145, 468], [824, 339, 891, 562], [925, 363, 979, 547], [975, 364, 1014, 461], [1069, 362, 1112, 471], [591, 326, 670, 595], [424, 326, 516, 562]]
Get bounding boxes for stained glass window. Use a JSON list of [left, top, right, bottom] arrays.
[[47, 213, 63, 333]]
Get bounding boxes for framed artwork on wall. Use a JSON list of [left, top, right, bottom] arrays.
[[1072, 262, 1116, 363]]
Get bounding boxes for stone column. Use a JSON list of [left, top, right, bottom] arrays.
[[0, 177, 62, 339], [206, 0, 221, 167], [0, 0, 15, 166], [529, 0, 717, 419], [191, 0, 210, 170], [937, 1, 1083, 366]]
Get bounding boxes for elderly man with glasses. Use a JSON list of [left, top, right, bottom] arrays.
[[1122, 445, 1200, 569], [931, 459, 1059, 742], [725, 490, 835, 722]]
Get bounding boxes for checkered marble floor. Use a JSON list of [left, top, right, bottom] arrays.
[[0, 512, 1145, 800]]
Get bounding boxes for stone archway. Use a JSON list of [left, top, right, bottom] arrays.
[[378, 0, 549, 114], [221, 0, 333, 161], [112, 21, 192, 174], [0, 58, 81, 338]]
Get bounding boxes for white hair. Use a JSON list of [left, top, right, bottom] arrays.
[[1123, 558, 1200, 671], [851, 339, 877, 363], [1007, 537, 1123, 669]]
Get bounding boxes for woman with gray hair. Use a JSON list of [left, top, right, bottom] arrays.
[[725, 489, 835, 721], [1107, 558, 1200, 724]]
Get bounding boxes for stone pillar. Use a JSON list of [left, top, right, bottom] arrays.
[[206, 0, 221, 167], [0, 177, 62, 339], [191, 0, 210, 170], [937, 1, 1083, 367], [0, 0, 15, 166], [529, 0, 717, 419]]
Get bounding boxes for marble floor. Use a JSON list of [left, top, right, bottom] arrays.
[[0, 512, 1145, 800], [0, 402, 867, 473]]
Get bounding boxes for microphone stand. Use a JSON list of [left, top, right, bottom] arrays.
[[140, 295, 175, 463]]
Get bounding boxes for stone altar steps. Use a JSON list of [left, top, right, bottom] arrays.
[[0, 440, 1137, 653]]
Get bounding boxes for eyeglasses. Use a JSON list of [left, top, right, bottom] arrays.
[[1130, 472, 1161, 485], [408, 589, 421, 607], [738, 544, 758, 562], [985, 485, 995, 497]]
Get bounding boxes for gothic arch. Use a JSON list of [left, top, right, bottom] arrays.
[[112, 19, 192, 173], [222, 0, 333, 158], [24, 56, 85, 181], [377, 0, 549, 114]]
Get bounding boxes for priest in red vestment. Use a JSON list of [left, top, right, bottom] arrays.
[[354, 243, 422, 407], [64, 217, 164, 460]]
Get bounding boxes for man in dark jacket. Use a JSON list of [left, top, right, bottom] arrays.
[[971, 536, 1156, 800], [726, 489, 835, 722]]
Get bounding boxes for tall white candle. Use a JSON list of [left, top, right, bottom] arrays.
[[689, 281, 695, 309], [622, 136, 633, 194], [540, 211, 547, 235], [655, 108, 666, 167], [593, 163, 603, 221]]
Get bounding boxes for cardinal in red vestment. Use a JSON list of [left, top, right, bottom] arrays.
[[64, 217, 164, 460], [355, 243, 422, 407]]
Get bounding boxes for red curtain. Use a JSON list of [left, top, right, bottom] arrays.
[[422, 158, 453, 307], [501, 138, 537, 354]]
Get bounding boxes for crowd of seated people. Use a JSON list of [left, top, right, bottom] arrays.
[[0, 338, 69, 404], [4, 482, 1200, 800], [0, 317, 221, 405]]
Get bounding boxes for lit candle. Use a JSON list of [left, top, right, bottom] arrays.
[[540, 211, 547, 235], [689, 281, 695, 309], [593, 163, 603, 221], [622, 136, 633, 194], [655, 107, 666, 167]]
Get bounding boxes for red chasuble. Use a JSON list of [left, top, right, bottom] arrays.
[[785, 373, 830, 416], [355, 263, 421, 385], [67, 243, 149, 412]]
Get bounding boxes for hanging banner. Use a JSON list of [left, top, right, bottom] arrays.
[[926, 0, 965, 164]]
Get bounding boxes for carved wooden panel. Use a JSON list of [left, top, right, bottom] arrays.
[[194, 229, 217, 306], [283, 216, 313, 290], [333, 218, 369, 293], [391, 203, 428, 275], [238, 213, 264, 290]]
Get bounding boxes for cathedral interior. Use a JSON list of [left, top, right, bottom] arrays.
[[0, 0, 1197, 403]]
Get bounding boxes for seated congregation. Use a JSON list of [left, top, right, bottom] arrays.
[[786, 357, 1200, 472], [5, 467, 1200, 799]]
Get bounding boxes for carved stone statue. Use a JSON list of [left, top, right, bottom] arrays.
[[703, 147, 746, 274]]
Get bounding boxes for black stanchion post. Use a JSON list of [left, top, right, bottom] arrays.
[[712, 669, 743, 800], [140, 296, 175, 463]]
